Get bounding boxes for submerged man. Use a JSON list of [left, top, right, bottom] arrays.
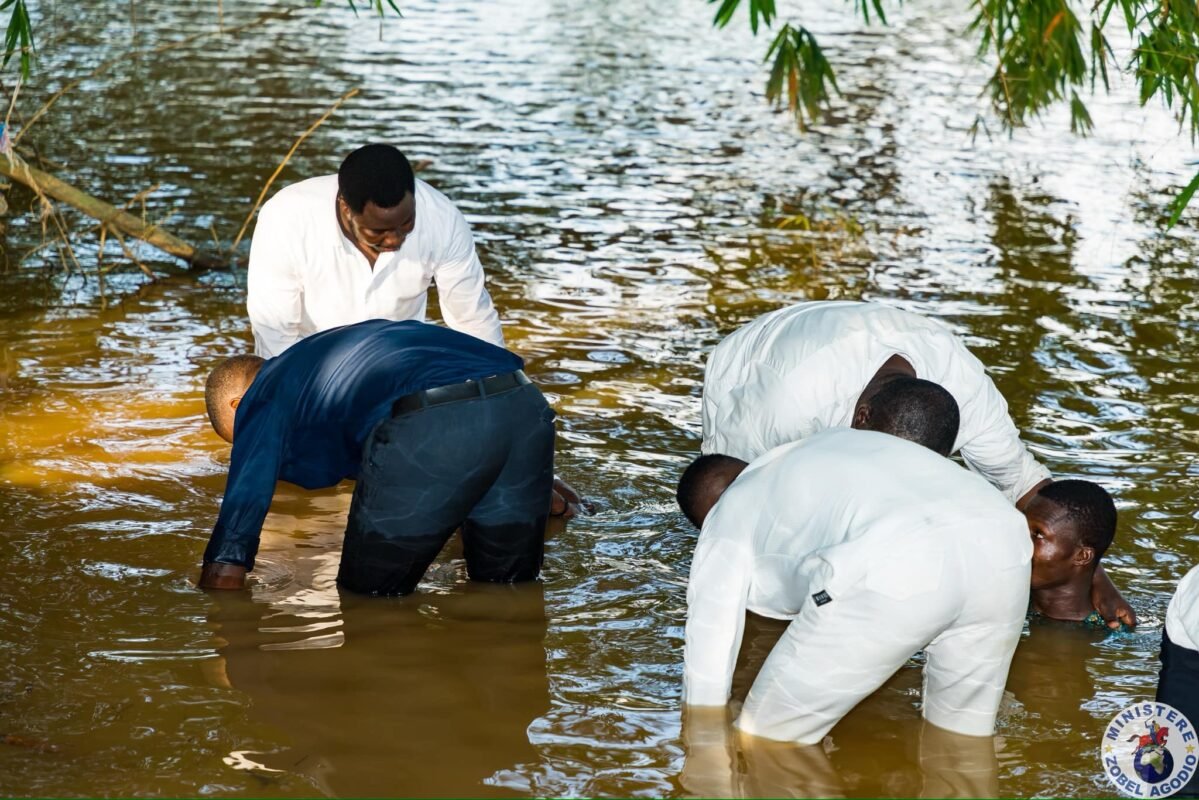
[[677, 423, 1032, 743], [701, 299, 1133, 627], [1024, 480, 1127, 629], [199, 319, 556, 595], [247, 143, 503, 358]]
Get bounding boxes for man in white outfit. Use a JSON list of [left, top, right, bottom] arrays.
[[245, 145, 585, 516], [701, 299, 1132, 628], [677, 426, 1032, 744], [247, 143, 504, 358]]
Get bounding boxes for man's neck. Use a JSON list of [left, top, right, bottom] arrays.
[[854, 354, 916, 409], [1031, 575, 1096, 622]]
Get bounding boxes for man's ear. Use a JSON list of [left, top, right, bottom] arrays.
[[1074, 545, 1096, 567], [851, 404, 871, 429], [229, 396, 241, 411]]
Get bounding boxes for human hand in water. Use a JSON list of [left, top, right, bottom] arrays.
[[1091, 565, 1136, 629], [199, 561, 248, 590], [550, 475, 591, 519]]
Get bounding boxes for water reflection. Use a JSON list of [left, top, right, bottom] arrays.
[[0, 0, 1196, 795], [210, 581, 550, 798], [678, 612, 1002, 798], [679, 696, 1002, 798]]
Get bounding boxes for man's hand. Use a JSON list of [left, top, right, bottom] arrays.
[[199, 561, 248, 590], [1091, 564, 1135, 629], [550, 475, 591, 519]]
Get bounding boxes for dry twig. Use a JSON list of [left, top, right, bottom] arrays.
[[230, 86, 360, 253]]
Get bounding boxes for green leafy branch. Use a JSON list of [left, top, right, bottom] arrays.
[[0, 0, 32, 78], [709, 0, 1199, 224]]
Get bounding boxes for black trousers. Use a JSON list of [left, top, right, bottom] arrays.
[[1157, 628, 1199, 797], [338, 382, 556, 596]]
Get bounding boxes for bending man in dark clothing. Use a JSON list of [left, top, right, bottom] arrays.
[[199, 319, 558, 596]]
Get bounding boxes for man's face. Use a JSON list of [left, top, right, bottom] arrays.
[[1025, 495, 1089, 590], [338, 193, 416, 254]]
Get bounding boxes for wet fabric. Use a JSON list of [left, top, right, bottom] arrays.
[[1157, 629, 1199, 797], [700, 301, 1050, 504], [338, 382, 555, 596], [1081, 610, 1134, 633], [248, 175, 504, 357], [204, 320, 522, 569], [684, 428, 1031, 744], [1166, 565, 1199, 651]]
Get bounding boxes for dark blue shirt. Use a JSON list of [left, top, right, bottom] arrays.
[[204, 320, 523, 569]]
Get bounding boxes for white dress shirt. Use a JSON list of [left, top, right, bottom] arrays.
[[1166, 565, 1199, 651], [701, 301, 1050, 504], [247, 175, 504, 357], [684, 428, 1032, 743]]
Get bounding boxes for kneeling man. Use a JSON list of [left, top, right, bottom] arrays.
[[677, 425, 1031, 743], [199, 319, 556, 596]]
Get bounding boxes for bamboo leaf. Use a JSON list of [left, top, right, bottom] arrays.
[[1166, 168, 1199, 228], [710, 0, 742, 29]]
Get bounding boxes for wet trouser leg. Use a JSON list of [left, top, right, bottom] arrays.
[[338, 383, 555, 596], [1157, 629, 1199, 797]]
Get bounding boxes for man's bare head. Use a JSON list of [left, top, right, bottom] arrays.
[[851, 376, 960, 456], [676, 454, 749, 529], [204, 355, 264, 443]]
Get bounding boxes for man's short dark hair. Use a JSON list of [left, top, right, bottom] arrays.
[[205, 354, 264, 430], [865, 377, 960, 456], [1037, 479, 1118, 560], [676, 454, 747, 528], [338, 144, 416, 213]]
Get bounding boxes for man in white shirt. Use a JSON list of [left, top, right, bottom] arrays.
[[676, 426, 1032, 744], [247, 144, 504, 358], [701, 299, 1133, 628]]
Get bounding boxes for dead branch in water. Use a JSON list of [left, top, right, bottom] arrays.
[[0, 150, 223, 270], [229, 86, 361, 254]]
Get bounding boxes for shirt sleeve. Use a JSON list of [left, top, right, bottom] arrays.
[[431, 207, 505, 348], [202, 413, 285, 570], [247, 202, 305, 358], [683, 535, 754, 707], [955, 372, 1051, 504]]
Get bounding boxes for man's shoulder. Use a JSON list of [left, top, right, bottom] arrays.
[[414, 177, 467, 221], [262, 174, 338, 215]]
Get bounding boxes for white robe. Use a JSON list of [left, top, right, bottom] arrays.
[[701, 301, 1049, 504], [684, 428, 1032, 743]]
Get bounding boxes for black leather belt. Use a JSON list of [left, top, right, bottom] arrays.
[[392, 370, 531, 416]]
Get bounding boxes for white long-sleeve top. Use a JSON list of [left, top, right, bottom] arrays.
[[684, 428, 1032, 738], [701, 301, 1050, 504], [1167, 565, 1199, 651], [246, 175, 504, 357]]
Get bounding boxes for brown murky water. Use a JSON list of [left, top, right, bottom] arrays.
[[0, 0, 1197, 796]]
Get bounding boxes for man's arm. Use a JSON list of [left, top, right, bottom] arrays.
[[684, 536, 753, 707], [955, 374, 1052, 505], [246, 203, 305, 358], [432, 206, 505, 348], [1091, 563, 1136, 629], [199, 418, 284, 589]]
